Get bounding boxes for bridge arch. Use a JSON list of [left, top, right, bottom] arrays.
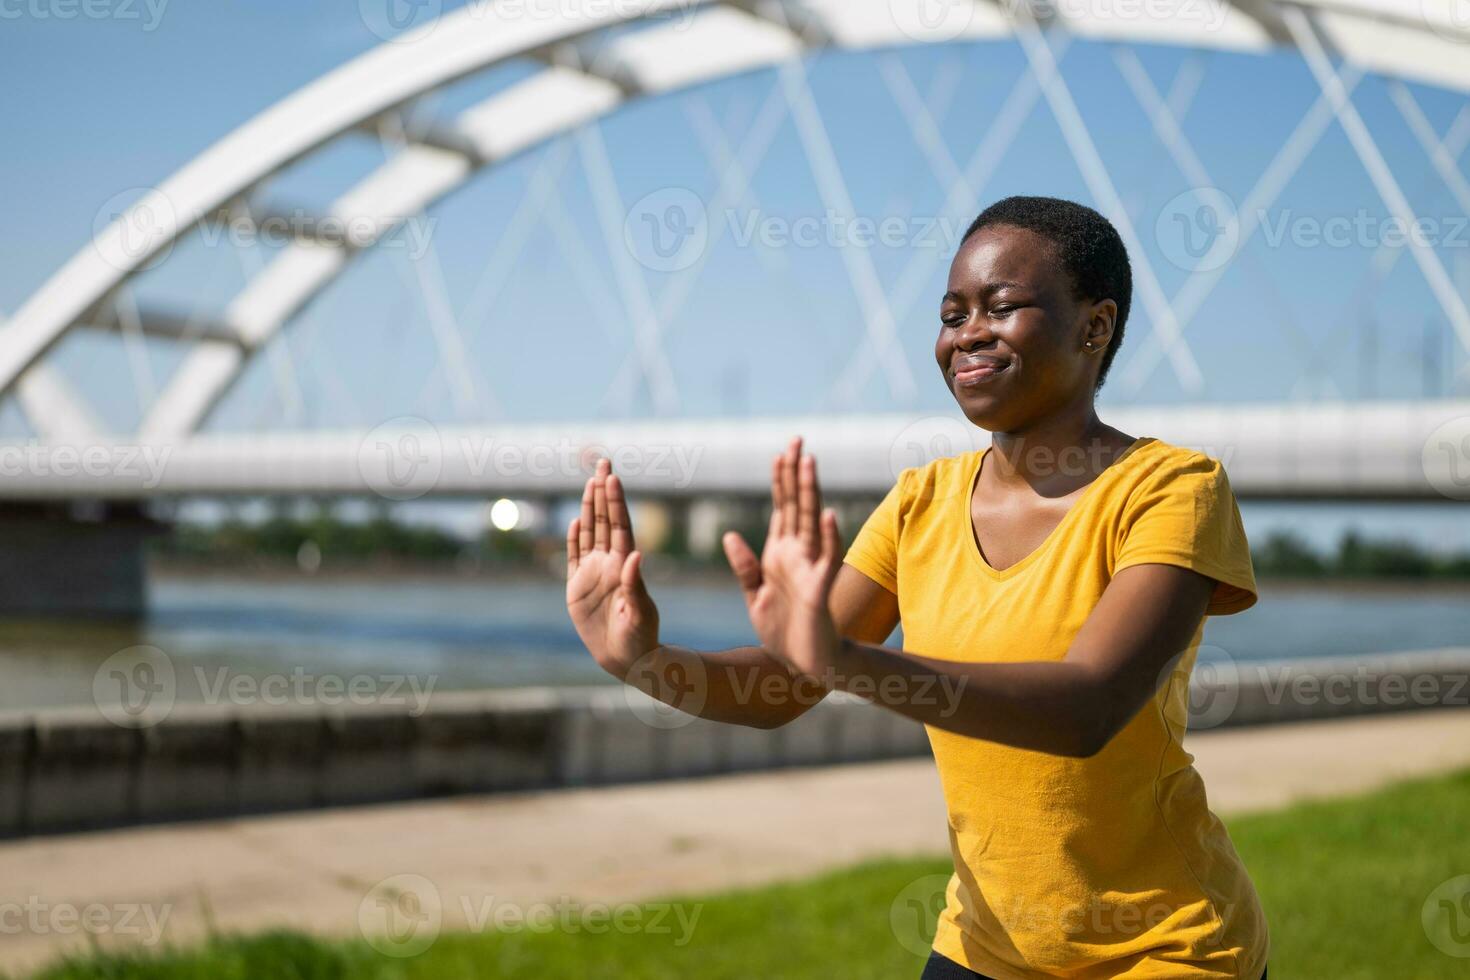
[[5, 0, 1470, 439]]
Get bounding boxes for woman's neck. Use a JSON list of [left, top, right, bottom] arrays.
[[985, 410, 1135, 496]]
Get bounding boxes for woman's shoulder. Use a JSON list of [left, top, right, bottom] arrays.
[[1126, 436, 1229, 474], [1116, 436, 1236, 501], [891, 450, 982, 506]]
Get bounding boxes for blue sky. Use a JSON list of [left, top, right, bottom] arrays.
[[2, 2, 1469, 548]]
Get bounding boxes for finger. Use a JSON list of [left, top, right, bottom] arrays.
[[722, 531, 761, 600], [567, 517, 582, 575], [819, 508, 842, 589], [592, 458, 610, 550], [769, 454, 784, 541], [619, 549, 645, 595], [798, 454, 819, 557], [781, 437, 801, 536], [606, 473, 635, 555], [579, 479, 595, 553]]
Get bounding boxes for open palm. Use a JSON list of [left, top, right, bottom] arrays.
[[566, 459, 659, 678], [724, 438, 842, 681]]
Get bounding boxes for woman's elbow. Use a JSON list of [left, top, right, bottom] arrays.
[[1059, 707, 1123, 758]]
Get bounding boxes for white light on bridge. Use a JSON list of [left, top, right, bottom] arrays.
[[488, 498, 521, 532]]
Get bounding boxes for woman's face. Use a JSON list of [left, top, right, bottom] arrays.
[[935, 223, 1112, 432]]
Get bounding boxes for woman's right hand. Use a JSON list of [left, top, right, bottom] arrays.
[[565, 458, 660, 679]]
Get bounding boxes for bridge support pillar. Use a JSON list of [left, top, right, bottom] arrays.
[[0, 503, 165, 620]]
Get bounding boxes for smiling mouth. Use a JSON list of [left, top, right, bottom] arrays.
[[952, 361, 1010, 386]]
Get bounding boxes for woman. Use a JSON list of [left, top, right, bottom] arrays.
[[566, 196, 1267, 978]]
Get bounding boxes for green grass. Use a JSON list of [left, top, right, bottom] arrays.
[[19, 767, 1470, 979]]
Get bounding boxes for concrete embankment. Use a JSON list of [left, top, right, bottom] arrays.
[[2, 647, 1466, 838]]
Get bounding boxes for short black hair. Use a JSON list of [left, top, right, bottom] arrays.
[[961, 196, 1131, 391]]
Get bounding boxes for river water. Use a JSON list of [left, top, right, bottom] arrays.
[[3, 573, 1467, 713]]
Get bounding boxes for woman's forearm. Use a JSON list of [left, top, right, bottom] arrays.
[[612, 643, 828, 730], [830, 639, 1124, 756]]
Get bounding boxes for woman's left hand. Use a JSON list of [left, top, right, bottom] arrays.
[[723, 437, 844, 683]]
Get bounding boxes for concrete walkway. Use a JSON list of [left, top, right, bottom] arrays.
[[3, 708, 1469, 972]]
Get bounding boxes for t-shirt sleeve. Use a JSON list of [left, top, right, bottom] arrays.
[[1114, 452, 1259, 616], [842, 471, 907, 595]]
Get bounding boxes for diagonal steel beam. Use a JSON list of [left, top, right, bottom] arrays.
[[776, 56, 917, 404], [829, 39, 1066, 408], [1120, 62, 1368, 393], [1281, 5, 1470, 361], [1011, 16, 1203, 392]]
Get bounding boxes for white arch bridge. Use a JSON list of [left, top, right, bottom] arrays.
[[3, 0, 1470, 513]]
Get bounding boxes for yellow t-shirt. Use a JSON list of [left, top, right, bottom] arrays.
[[844, 436, 1266, 979]]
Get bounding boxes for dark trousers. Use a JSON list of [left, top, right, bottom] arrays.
[[921, 950, 1268, 979]]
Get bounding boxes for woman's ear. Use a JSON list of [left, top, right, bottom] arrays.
[[1083, 299, 1116, 353]]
